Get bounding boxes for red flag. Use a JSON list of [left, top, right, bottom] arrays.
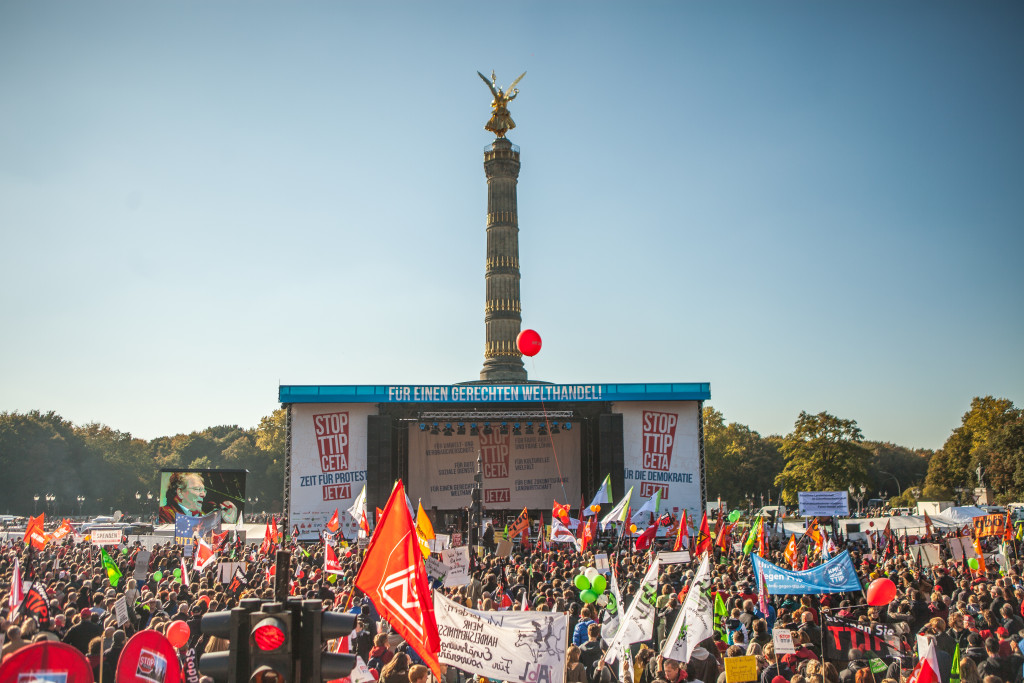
[[193, 538, 217, 571], [552, 500, 570, 521], [635, 523, 659, 551], [908, 638, 941, 683], [354, 481, 441, 681], [50, 519, 74, 544], [801, 554, 809, 571], [360, 509, 371, 536], [693, 512, 712, 557], [324, 544, 343, 574], [326, 508, 341, 534], [211, 530, 230, 552], [673, 510, 689, 552], [580, 517, 596, 554], [181, 556, 191, 587], [24, 514, 47, 550], [923, 511, 934, 538], [717, 522, 735, 551], [1004, 511, 1014, 541], [714, 502, 725, 537], [757, 518, 767, 557], [261, 522, 275, 555]]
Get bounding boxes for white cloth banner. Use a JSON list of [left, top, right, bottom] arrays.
[[434, 592, 567, 683], [797, 491, 850, 517], [662, 553, 714, 663], [604, 560, 660, 663]]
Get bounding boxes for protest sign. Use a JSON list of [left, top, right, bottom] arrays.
[[496, 538, 513, 558], [773, 630, 796, 654], [133, 550, 152, 581], [947, 536, 976, 561], [217, 562, 243, 584], [725, 656, 758, 683], [441, 546, 470, 587], [428, 534, 451, 552], [595, 553, 610, 572], [657, 551, 690, 565], [91, 527, 123, 546], [426, 555, 448, 582], [114, 596, 130, 625], [908, 544, 941, 568], [434, 592, 567, 683]]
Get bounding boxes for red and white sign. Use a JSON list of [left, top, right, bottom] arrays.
[[615, 401, 701, 529], [289, 403, 375, 541]]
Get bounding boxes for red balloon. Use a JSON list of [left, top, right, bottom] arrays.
[[517, 329, 542, 357], [866, 577, 897, 606], [166, 620, 190, 648]]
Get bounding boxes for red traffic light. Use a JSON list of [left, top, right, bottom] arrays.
[[252, 617, 288, 651]]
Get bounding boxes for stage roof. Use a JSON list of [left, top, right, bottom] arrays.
[[280, 382, 711, 404]]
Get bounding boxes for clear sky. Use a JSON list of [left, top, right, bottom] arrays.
[[1, 2, 1021, 450]]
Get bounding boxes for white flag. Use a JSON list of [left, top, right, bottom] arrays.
[[604, 559, 660, 663], [585, 475, 613, 516], [600, 486, 634, 529], [662, 553, 714, 663], [346, 484, 367, 536], [633, 490, 662, 520]]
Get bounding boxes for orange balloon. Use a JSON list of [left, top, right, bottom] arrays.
[[629, 524, 638, 533]]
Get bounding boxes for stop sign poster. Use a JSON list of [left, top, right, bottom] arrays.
[[614, 401, 702, 526], [0, 642, 93, 683], [116, 630, 181, 683], [289, 403, 376, 541]]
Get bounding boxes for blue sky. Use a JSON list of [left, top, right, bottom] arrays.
[[1, 2, 1021, 449]]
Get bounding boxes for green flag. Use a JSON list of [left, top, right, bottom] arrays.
[[713, 590, 728, 636], [950, 643, 960, 683], [101, 548, 122, 588], [743, 517, 761, 555]]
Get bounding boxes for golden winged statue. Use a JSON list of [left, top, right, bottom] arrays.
[[478, 70, 526, 138]]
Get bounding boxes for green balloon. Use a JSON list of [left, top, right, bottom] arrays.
[[968, 558, 979, 570], [173, 568, 181, 577], [729, 510, 742, 523], [153, 571, 163, 581], [606, 593, 618, 614], [592, 575, 607, 593], [574, 574, 590, 590], [580, 589, 598, 603]]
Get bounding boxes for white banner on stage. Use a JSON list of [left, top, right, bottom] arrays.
[[614, 402, 702, 530], [408, 427, 580, 510], [797, 491, 850, 517], [289, 403, 376, 540], [434, 592, 568, 683]]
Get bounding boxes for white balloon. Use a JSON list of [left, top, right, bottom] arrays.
[[585, 567, 599, 582], [596, 594, 608, 607]]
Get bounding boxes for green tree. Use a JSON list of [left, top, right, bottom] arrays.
[[923, 396, 1020, 500], [774, 411, 871, 505], [703, 407, 784, 506]]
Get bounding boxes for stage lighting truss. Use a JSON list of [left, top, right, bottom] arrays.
[[415, 413, 574, 437]]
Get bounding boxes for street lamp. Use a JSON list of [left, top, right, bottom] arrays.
[[33, 494, 40, 515], [848, 484, 866, 516], [135, 491, 141, 512], [77, 495, 85, 516], [46, 493, 55, 515], [878, 471, 902, 498]]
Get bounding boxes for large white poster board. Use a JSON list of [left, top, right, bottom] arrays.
[[408, 427, 580, 510], [614, 401, 702, 527], [289, 403, 377, 540]]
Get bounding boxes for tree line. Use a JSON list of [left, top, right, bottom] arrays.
[[705, 395, 1024, 508], [1, 395, 1020, 517]]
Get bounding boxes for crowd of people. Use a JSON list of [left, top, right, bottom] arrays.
[[1, 513, 1023, 683]]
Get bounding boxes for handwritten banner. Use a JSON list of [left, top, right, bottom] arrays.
[[434, 592, 567, 683]]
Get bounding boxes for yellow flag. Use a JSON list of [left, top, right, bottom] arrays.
[[416, 501, 435, 558]]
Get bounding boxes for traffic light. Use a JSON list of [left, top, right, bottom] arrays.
[[249, 602, 295, 683], [300, 600, 357, 682], [199, 597, 262, 682]]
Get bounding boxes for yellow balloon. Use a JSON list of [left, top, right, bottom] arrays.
[[629, 524, 637, 533]]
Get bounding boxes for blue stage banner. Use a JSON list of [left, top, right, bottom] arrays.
[[752, 550, 862, 595]]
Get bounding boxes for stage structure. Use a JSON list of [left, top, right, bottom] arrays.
[[282, 382, 710, 540], [280, 74, 711, 540]]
